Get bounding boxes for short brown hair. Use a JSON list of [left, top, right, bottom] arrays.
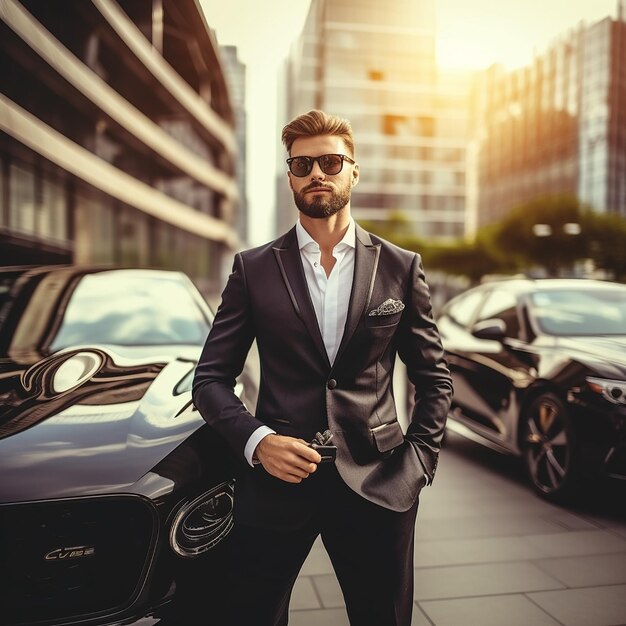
[[281, 110, 355, 156]]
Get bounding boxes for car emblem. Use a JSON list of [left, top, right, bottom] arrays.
[[44, 545, 96, 560]]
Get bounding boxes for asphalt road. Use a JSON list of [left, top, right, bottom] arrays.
[[289, 431, 626, 626]]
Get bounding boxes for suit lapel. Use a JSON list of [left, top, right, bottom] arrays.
[[273, 228, 331, 368], [333, 224, 381, 366]]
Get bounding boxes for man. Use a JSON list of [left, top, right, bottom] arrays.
[[192, 110, 452, 626]]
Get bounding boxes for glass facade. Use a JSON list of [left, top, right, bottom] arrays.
[[219, 45, 249, 243], [0, 146, 72, 264], [1, 0, 240, 295], [8, 164, 37, 237], [579, 18, 626, 215], [277, 0, 469, 241], [472, 16, 626, 231], [71, 186, 215, 284], [40, 172, 69, 242]]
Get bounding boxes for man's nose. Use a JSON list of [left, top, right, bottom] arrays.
[[309, 160, 326, 179]]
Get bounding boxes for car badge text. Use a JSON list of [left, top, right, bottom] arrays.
[[44, 545, 96, 560]]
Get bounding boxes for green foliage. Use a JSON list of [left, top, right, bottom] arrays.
[[491, 194, 626, 279], [585, 211, 626, 280], [421, 242, 500, 283], [492, 195, 589, 275], [359, 212, 425, 253], [358, 196, 626, 282]]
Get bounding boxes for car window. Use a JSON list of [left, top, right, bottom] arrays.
[[49, 272, 211, 351], [0, 271, 28, 323], [476, 290, 521, 339], [530, 289, 626, 336], [446, 289, 486, 328]]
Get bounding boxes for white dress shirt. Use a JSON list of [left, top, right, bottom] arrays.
[[243, 219, 356, 465]]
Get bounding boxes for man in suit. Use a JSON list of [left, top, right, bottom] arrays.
[[192, 110, 452, 626]]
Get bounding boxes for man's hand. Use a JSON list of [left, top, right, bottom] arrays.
[[255, 434, 322, 483]]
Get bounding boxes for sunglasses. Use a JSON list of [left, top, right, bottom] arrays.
[[286, 154, 355, 177]]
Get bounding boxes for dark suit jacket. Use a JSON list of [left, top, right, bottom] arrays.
[[192, 223, 452, 528]]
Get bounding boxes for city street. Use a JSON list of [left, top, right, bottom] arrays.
[[289, 432, 626, 626]]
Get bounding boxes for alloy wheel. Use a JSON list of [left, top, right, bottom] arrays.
[[523, 394, 572, 497]]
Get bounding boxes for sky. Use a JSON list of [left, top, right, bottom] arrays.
[[200, 0, 620, 246]]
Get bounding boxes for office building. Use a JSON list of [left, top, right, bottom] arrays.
[[219, 44, 248, 244], [277, 0, 469, 241], [580, 14, 626, 216], [0, 0, 240, 295], [470, 12, 626, 231]]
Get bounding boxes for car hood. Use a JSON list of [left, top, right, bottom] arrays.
[[553, 335, 626, 378], [0, 345, 205, 503]]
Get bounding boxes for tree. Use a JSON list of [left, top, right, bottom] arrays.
[[585, 211, 626, 281], [358, 197, 626, 282], [360, 212, 511, 281], [491, 195, 590, 276], [421, 242, 502, 283]]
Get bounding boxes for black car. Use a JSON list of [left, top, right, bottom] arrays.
[[0, 265, 257, 626], [438, 278, 626, 502]]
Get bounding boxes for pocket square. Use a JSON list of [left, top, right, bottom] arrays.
[[368, 298, 405, 316]]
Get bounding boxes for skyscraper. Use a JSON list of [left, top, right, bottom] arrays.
[[470, 13, 626, 231], [579, 15, 626, 216], [220, 44, 249, 244], [277, 0, 469, 241]]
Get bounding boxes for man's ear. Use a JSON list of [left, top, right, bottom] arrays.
[[351, 163, 360, 186], [287, 172, 294, 190]]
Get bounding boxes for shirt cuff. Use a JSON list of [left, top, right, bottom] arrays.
[[244, 425, 276, 467]]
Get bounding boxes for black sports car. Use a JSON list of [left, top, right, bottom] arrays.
[[438, 278, 626, 502], [0, 265, 257, 625]]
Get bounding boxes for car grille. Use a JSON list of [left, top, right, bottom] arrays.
[[0, 495, 158, 625]]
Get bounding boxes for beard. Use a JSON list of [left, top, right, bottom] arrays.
[[292, 181, 351, 219]]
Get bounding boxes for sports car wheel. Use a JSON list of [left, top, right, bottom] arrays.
[[521, 392, 581, 502]]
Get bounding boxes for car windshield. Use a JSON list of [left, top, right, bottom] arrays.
[[530, 288, 626, 336], [49, 272, 210, 351]]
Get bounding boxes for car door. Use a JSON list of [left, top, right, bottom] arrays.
[[455, 288, 533, 448], [438, 286, 490, 424]]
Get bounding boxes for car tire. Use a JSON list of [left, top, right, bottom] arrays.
[[521, 392, 583, 503]]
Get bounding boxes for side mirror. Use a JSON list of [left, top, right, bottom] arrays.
[[471, 318, 506, 342]]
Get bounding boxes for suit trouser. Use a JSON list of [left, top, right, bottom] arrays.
[[226, 464, 419, 626]]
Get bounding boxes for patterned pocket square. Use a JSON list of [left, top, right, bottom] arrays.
[[368, 298, 405, 316]]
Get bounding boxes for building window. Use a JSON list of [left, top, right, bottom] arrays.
[[118, 206, 149, 266], [383, 115, 406, 135], [418, 116, 435, 137], [40, 173, 69, 242], [9, 164, 36, 235]]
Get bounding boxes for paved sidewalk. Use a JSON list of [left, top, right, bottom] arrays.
[[289, 432, 626, 626]]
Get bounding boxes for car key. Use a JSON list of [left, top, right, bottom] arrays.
[[309, 430, 337, 463]]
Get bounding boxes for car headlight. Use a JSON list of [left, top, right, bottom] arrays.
[[586, 377, 626, 405], [170, 481, 234, 558]]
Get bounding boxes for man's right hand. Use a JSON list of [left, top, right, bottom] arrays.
[[255, 434, 322, 483]]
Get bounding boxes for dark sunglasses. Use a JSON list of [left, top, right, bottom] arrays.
[[286, 154, 355, 177]]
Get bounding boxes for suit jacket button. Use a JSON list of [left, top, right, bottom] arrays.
[[327, 378, 337, 390]]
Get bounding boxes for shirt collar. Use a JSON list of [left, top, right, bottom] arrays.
[[296, 218, 356, 251]]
